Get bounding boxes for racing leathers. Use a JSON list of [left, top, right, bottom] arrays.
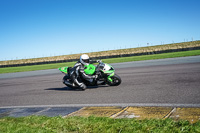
[[70, 61, 98, 89]]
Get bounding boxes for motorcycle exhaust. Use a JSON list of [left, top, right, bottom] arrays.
[[63, 80, 74, 86]]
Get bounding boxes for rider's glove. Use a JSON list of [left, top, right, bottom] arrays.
[[97, 60, 102, 63]]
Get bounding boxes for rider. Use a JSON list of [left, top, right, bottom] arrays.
[[70, 54, 98, 90]]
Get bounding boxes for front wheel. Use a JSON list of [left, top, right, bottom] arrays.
[[107, 74, 121, 86]]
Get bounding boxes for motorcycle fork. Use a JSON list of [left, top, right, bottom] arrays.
[[107, 72, 114, 82]]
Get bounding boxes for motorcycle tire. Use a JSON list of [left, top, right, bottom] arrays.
[[107, 74, 121, 86], [63, 75, 78, 89]]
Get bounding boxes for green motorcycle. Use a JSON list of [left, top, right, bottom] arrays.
[[58, 60, 121, 89]]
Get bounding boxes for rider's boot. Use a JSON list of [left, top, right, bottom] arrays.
[[80, 84, 87, 90]]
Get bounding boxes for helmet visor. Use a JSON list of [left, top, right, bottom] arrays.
[[83, 59, 89, 63]]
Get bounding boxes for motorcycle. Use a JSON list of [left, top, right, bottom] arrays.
[[58, 60, 121, 90]]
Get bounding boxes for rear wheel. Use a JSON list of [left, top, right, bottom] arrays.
[[63, 75, 78, 89], [107, 74, 121, 86]]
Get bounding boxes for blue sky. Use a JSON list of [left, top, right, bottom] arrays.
[[0, 0, 200, 61]]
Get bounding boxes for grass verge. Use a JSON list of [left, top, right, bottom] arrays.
[[0, 50, 200, 74], [0, 116, 200, 133]]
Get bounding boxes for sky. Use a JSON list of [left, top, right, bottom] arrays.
[[0, 0, 200, 61]]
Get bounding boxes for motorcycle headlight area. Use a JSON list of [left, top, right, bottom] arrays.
[[104, 64, 113, 71]]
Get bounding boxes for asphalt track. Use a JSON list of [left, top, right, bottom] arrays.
[[1, 55, 200, 107], [0, 56, 200, 119]]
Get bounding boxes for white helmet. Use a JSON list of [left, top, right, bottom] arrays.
[[80, 54, 90, 66]]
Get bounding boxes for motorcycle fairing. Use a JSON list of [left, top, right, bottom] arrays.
[[58, 67, 68, 74], [84, 64, 96, 75]]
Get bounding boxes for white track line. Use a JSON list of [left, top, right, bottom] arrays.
[[1, 103, 200, 109]]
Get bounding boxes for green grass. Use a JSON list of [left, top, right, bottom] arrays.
[[0, 50, 200, 74], [102, 49, 200, 63], [0, 116, 200, 133], [0, 62, 76, 74]]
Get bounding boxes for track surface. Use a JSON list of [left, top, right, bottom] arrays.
[[0, 56, 200, 108]]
